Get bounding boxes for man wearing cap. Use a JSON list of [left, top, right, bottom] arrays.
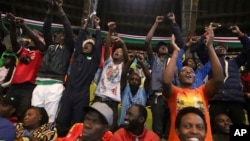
[[56, 16, 102, 137], [56, 102, 113, 141]]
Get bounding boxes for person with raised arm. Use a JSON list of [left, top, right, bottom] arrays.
[[56, 15, 102, 136], [31, 0, 74, 123], [163, 26, 224, 141], [94, 21, 128, 132], [4, 13, 44, 122]]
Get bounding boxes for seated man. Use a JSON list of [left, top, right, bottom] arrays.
[[212, 113, 232, 141], [0, 117, 15, 141], [111, 104, 160, 141], [0, 96, 17, 124], [175, 107, 207, 141], [56, 102, 113, 141]]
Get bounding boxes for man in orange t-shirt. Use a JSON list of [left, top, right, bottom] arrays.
[[168, 86, 212, 141], [163, 26, 224, 141]]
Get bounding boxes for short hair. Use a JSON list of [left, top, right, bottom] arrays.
[[27, 106, 49, 126], [182, 58, 197, 71], [211, 112, 230, 132], [155, 41, 168, 52], [175, 107, 207, 131], [128, 73, 141, 84], [133, 104, 147, 123], [215, 42, 228, 50]]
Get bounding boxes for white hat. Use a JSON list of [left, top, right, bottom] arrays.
[[82, 39, 95, 48], [84, 102, 113, 126]]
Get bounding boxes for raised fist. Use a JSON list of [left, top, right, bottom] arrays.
[[107, 22, 116, 30], [155, 16, 164, 23]]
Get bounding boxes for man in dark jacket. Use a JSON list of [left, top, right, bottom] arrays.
[[208, 26, 250, 125], [56, 16, 102, 136], [31, 0, 74, 123]]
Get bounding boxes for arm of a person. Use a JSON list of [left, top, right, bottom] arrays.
[[163, 34, 180, 98], [93, 16, 102, 58], [120, 55, 134, 92], [121, 39, 128, 64], [104, 32, 111, 61], [1, 67, 16, 88], [59, 8, 74, 53], [145, 16, 164, 58], [104, 22, 116, 61], [233, 26, 250, 66], [176, 48, 184, 71], [204, 27, 224, 98], [7, 13, 20, 53], [168, 13, 184, 49], [197, 60, 211, 80], [74, 18, 88, 53], [139, 59, 151, 93], [196, 34, 209, 65], [43, 12, 53, 47], [0, 15, 9, 35], [19, 20, 46, 52]]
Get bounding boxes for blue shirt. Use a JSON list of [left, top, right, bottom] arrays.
[[0, 117, 15, 141]]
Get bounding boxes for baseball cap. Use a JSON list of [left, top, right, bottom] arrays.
[[84, 102, 113, 126], [82, 39, 95, 48]]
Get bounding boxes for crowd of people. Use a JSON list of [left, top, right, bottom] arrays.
[[0, 0, 250, 141]]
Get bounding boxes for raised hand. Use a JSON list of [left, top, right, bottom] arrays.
[[155, 16, 164, 23], [209, 22, 221, 30], [229, 25, 242, 35], [54, 0, 64, 15], [5, 13, 16, 22], [167, 12, 175, 23], [204, 26, 214, 47], [185, 36, 198, 47], [81, 17, 88, 29], [107, 22, 116, 31], [111, 36, 124, 44], [136, 53, 145, 64], [128, 52, 135, 62], [170, 34, 180, 51], [94, 16, 100, 26], [55, 0, 63, 8]]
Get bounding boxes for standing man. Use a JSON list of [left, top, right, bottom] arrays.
[[145, 15, 170, 139], [56, 16, 102, 136], [208, 26, 250, 125], [31, 0, 74, 123], [5, 13, 44, 122]]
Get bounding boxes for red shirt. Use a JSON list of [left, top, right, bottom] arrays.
[[56, 123, 113, 141], [111, 128, 160, 141], [11, 47, 42, 84], [241, 73, 250, 92]]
